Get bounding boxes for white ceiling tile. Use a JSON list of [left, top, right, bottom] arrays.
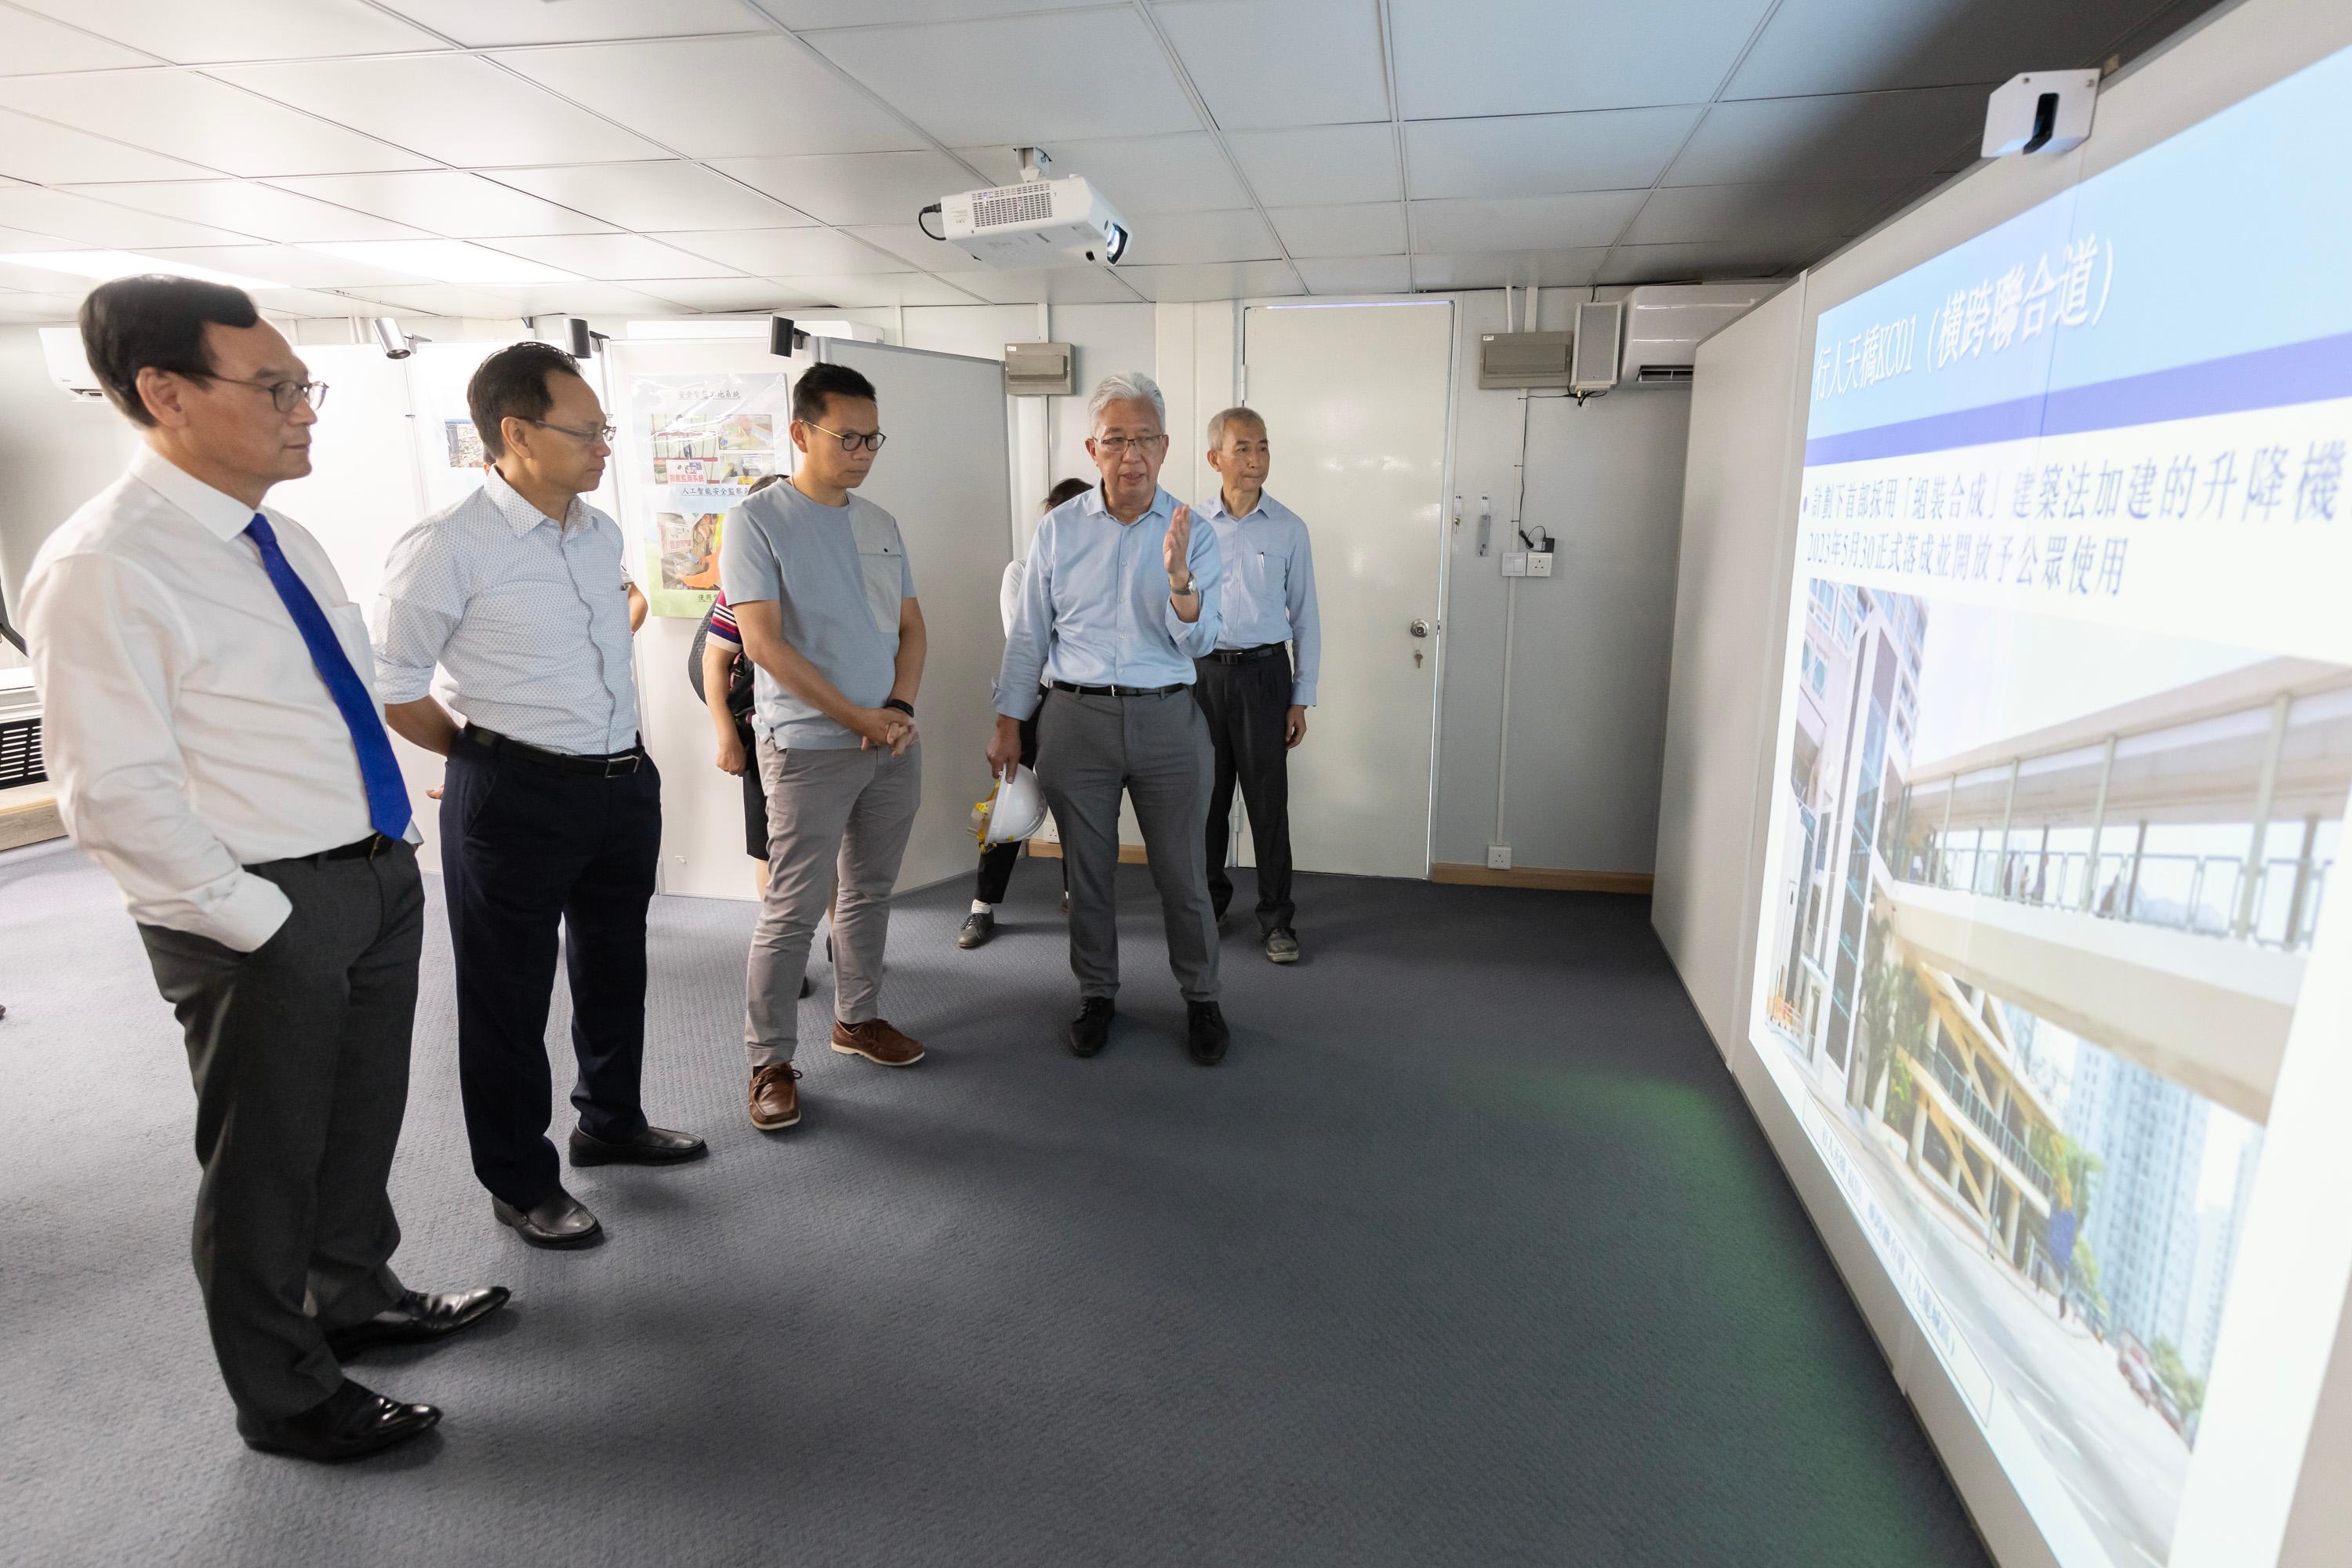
[[766, 0, 1090, 24], [373, 0, 762, 48], [0, 107, 220, 183], [211, 56, 667, 168], [0, 187, 256, 247], [1267, 202, 1404, 258], [1403, 106, 1702, 198], [1410, 249, 1606, 290], [267, 172, 615, 238], [1621, 178, 1917, 245], [7, 0, 448, 64], [0, 72, 443, 178], [483, 282, 689, 316], [249, 285, 390, 318], [710, 151, 972, 228], [492, 37, 923, 159], [811, 11, 1201, 146], [960, 134, 1247, 218], [844, 223, 967, 271], [652, 229, 916, 276], [474, 233, 746, 281], [1225, 125, 1399, 206], [1409, 190, 1645, 252], [927, 267, 1145, 306], [140, 244, 443, 287], [1156, 0, 1389, 130], [1726, 0, 2143, 97], [1389, 0, 1771, 117], [1120, 260, 1302, 303], [0, 9, 153, 74], [332, 282, 537, 319], [1595, 241, 1796, 285], [767, 272, 989, 308], [1123, 209, 1279, 267], [625, 278, 822, 313], [53, 181, 430, 243], [1665, 89, 1987, 187], [1291, 254, 1413, 294], [484, 164, 814, 232], [301, 238, 583, 285]]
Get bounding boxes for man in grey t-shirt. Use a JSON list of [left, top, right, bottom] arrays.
[[720, 362, 928, 1134]]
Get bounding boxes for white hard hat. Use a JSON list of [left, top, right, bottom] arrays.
[[971, 763, 1048, 847]]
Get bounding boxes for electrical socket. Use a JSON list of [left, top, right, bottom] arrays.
[[1486, 844, 1512, 870], [1527, 551, 1554, 578]]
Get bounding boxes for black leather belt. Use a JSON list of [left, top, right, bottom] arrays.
[[464, 724, 644, 776], [272, 833, 402, 868], [1204, 644, 1286, 665], [1049, 680, 1187, 698]]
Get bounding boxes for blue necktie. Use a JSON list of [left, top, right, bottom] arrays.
[[244, 514, 413, 841]]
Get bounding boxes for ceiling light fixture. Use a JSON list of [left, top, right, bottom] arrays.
[[299, 241, 582, 287], [5, 250, 285, 291]]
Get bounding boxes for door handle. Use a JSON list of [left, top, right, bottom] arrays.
[[1409, 619, 1429, 637]]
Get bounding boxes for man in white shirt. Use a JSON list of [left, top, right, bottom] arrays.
[[989, 372, 1233, 1065], [1196, 408, 1320, 964], [22, 277, 504, 1464], [378, 343, 703, 1250]]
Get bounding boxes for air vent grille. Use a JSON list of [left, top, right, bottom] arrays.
[[972, 184, 1054, 229]]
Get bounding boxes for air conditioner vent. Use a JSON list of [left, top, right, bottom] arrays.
[[1635, 365, 1695, 385]]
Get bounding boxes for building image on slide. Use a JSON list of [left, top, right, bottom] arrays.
[[1760, 584, 2347, 1563]]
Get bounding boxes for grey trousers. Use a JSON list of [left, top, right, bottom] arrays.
[[743, 735, 923, 1067], [1034, 687, 1220, 1003], [136, 842, 423, 1421]]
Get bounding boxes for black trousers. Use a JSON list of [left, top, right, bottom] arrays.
[[1194, 651, 1296, 932], [441, 740, 660, 1209], [974, 703, 1055, 906], [735, 715, 768, 860], [137, 841, 423, 1421]]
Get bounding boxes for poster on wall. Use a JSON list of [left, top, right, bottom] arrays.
[[626, 372, 790, 619], [1748, 41, 2352, 1568]]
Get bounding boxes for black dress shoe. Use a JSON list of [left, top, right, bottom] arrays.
[[1187, 1000, 1230, 1065], [238, 1380, 440, 1463], [1068, 996, 1114, 1058], [325, 1287, 511, 1360], [568, 1123, 708, 1167], [492, 1187, 603, 1248], [958, 910, 996, 949]]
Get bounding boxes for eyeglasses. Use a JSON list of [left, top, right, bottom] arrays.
[[806, 421, 887, 453], [1091, 434, 1169, 456], [527, 418, 617, 444], [203, 375, 328, 413]]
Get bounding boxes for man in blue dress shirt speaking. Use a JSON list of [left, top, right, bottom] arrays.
[[988, 372, 1235, 1065]]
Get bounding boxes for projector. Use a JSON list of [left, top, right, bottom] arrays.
[[938, 175, 1131, 270]]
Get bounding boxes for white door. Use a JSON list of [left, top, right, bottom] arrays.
[[1237, 300, 1453, 880]]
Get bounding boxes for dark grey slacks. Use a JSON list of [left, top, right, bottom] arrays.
[[1033, 687, 1220, 1002], [136, 843, 423, 1421]]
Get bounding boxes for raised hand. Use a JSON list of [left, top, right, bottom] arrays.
[[1163, 502, 1192, 587]]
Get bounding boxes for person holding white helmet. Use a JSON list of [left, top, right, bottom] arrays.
[[987, 372, 1234, 1065], [959, 477, 1087, 949]]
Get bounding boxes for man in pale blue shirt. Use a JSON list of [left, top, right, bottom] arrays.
[[989, 372, 1235, 1065], [379, 342, 704, 1252], [1196, 407, 1319, 964]]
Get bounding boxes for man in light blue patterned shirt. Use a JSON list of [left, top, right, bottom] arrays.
[[1196, 406, 1319, 965], [989, 372, 1236, 1065], [378, 342, 704, 1252]]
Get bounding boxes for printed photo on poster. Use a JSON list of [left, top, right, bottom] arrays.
[[623, 371, 789, 619]]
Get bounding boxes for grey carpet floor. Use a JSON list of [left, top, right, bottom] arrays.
[[0, 841, 1991, 1568]]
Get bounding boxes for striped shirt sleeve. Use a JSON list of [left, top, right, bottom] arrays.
[[707, 587, 742, 648]]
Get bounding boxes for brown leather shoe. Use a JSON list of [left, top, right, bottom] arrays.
[[749, 1064, 801, 1130], [830, 1017, 924, 1066]]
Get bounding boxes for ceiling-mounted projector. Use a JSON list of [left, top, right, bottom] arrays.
[[934, 174, 1131, 270]]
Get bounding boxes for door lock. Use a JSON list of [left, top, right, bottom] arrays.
[[1409, 619, 1429, 637]]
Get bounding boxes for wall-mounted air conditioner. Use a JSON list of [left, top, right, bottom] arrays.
[[39, 327, 103, 401], [1620, 283, 1780, 385]]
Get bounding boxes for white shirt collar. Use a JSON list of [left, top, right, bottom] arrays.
[[483, 464, 576, 536], [129, 446, 264, 543]]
